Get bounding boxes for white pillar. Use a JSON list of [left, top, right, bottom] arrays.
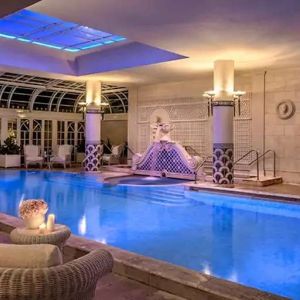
[[52, 119, 58, 154], [212, 60, 234, 185], [84, 81, 102, 172], [1, 117, 8, 144], [127, 87, 138, 161]]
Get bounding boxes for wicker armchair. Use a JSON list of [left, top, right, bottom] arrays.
[[0, 249, 113, 300]]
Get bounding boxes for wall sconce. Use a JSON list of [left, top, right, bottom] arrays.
[[78, 101, 87, 120], [233, 91, 246, 116], [78, 101, 109, 120], [203, 90, 216, 116]]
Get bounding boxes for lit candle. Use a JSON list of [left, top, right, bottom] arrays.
[[39, 223, 46, 234], [46, 214, 55, 232]]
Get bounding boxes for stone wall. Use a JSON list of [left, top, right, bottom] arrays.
[[264, 68, 300, 183]]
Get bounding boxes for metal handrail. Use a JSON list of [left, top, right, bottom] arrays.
[[194, 155, 213, 184], [251, 149, 276, 177], [103, 142, 112, 153], [184, 145, 202, 158], [233, 149, 259, 180], [126, 146, 135, 155]]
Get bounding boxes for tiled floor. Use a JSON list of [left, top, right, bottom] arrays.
[[0, 232, 184, 300]]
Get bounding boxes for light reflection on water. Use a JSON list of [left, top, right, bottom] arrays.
[[0, 170, 299, 299]]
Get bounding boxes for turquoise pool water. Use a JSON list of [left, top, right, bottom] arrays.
[[0, 170, 299, 299]]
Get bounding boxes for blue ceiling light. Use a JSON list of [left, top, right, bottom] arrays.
[[81, 44, 103, 50], [0, 9, 126, 52]]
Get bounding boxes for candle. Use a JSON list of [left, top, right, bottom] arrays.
[[46, 214, 55, 232], [39, 223, 46, 234]]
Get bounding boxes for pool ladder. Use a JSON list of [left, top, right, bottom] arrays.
[[233, 149, 276, 181], [193, 149, 276, 183]]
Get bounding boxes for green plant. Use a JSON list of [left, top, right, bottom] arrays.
[[0, 131, 21, 155]]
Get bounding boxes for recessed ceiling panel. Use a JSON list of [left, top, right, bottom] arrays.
[[0, 9, 126, 52]]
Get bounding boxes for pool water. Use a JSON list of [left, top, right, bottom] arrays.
[[0, 170, 299, 299]]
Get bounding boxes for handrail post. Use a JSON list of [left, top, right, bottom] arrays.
[[273, 151, 276, 177], [256, 151, 259, 180]]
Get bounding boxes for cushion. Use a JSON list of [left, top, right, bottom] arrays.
[[0, 244, 63, 268]]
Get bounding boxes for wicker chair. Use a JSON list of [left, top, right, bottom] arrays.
[[0, 249, 113, 300]]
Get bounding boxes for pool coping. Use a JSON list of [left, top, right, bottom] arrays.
[[0, 213, 286, 300], [185, 182, 300, 204]]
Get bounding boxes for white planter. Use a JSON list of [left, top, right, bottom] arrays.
[[76, 152, 85, 163], [0, 154, 21, 168]]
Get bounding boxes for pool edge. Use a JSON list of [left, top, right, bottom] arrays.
[[0, 213, 286, 300], [185, 183, 300, 204]]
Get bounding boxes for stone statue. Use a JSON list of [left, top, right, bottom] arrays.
[[151, 116, 174, 142]]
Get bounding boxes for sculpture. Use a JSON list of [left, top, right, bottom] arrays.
[[151, 116, 174, 142]]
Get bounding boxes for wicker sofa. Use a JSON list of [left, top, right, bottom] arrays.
[[0, 248, 113, 300]]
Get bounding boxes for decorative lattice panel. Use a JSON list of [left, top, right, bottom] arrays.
[[171, 121, 210, 156], [137, 97, 210, 155], [135, 143, 196, 176], [234, 98, 252, 162], [234, 119, 252, 163], [137, 96, 252, 161], [139, 151, 154, 170], [138, 124, 150, 152], [154, 149, 192, 174]]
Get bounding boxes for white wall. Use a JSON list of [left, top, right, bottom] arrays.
[[128, 68, 300, 183]]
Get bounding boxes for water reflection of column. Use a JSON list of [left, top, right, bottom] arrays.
[[211, 204, 234, 280]]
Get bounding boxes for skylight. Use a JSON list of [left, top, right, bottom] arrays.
[[0, 9, 126, 52]]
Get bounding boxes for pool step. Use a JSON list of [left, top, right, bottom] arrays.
[[125, 188, 189, 206]]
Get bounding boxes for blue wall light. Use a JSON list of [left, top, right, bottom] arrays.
[[0, 9, 126, 52]]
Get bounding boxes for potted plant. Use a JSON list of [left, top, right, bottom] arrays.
[[0, 130, 21, 168], [76, 139, 85, 163]]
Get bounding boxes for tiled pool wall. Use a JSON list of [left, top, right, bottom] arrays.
[[0, 213, 285, 300]]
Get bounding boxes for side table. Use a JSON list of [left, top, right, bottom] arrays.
[[10, 224, 71, 250]]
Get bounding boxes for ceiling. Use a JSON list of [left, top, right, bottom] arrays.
[[0, 0, 300, 85]]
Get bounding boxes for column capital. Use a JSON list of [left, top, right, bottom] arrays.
[[212, 100, 234, 107], [86, 102, 102, 114]]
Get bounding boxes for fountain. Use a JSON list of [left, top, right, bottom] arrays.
[[132, 120, 203, 180]]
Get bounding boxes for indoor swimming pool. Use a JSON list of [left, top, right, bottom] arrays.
[[0, 170, 299, 299]]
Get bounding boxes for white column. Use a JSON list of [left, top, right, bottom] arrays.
[[84, 81, 102, 172], [52, 119, 58, 154], [41, 119, 45, 154], [16, 118, 21, 145], [1, 117, 8, 143], [212, 60, 235, 185], [64, 120, 68, 144], [127, 87, 138, 162], [29, 119, 33, 144]]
